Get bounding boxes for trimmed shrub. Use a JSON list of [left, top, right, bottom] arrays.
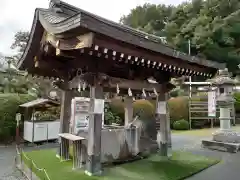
[[133, 99, 155, 120], [170, 87, 185, 98], [168, 96, 189, 125], [173, 119, 189, 130], [0, 93, 36, 142], [109, 99, 155, 122]]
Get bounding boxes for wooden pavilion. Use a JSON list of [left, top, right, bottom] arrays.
[[17, 0, 225, 176]]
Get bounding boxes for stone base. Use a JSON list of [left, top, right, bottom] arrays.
[[85, 155, 102, 176], [213, 130, 240, 143], [202, 140, 240, 153]]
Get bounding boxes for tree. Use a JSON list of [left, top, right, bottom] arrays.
[[10, 31, 30, 63], [120, 4, 174, 36], [1, 31, 56, 97], [121, 0, 240, 74]]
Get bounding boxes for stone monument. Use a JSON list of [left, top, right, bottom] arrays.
[[202, 68, 240, 153]]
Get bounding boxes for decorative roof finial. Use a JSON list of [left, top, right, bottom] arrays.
[[78, 83, 81, 92], [49, 0, 61, 8], [116, 84, 120, 94], [142, 88, 146, 98], [128, 88, 132, 97], [153, 88, 158, 96]]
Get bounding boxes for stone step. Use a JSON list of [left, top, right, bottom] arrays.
[[202, 140, 240, 153]]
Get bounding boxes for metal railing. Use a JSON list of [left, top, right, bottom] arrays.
[[15, 147, 51, 180]]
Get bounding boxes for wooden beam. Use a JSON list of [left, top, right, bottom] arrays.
[[94, 35, 210, 74], [106, 77, 163, 92], [28, 67, 68, 80], [74, 73, 175, 93], [46, 32, 94, 50]]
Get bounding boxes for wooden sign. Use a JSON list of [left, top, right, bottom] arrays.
[[157, 101, 167, 114], [208, 91, 216, 117], [16, 113, 21, 127], [94, 99, 105, 114]]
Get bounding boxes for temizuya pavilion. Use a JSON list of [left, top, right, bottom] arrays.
[[17, 0, 225, 176]]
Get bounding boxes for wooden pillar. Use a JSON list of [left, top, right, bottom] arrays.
[[57, 89, 73, 157], [124, 96, 133, 126], [60, 90, 73, 133], [85, 84, 104, 176], [156, 93, 172, 158]]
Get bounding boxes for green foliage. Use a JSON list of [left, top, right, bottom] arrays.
[[10, 31, 30, 61], [168, 96, 189, 124], [0, 93, 36, 142], [104, 103, 122, 125], [107, 99, 125, 124], [109, 99, 155, 122], [170, 87, 185, 97], [121, 0, 240, 74], [173, 119, 189, 130], [133, 99, 155, 120], [1, 31, 57, 98], [35, 107, 60, 121], [120, 4, 173, 36], [234, 92, 240, 113]]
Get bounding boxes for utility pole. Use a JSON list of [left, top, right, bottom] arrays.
[[188, 39, 192, 130], [188, 40, 192, 97]]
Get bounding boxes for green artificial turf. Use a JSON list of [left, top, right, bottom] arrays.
[[23, 149, 220, 180]]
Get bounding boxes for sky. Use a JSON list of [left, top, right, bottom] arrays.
[[0, 0, 184, 56]]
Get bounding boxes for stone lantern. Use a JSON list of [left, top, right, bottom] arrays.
[[202, 68, 240, 153], [211, 68, 236, 132]]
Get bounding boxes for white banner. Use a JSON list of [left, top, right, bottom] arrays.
[[208, 91, 216, 117]]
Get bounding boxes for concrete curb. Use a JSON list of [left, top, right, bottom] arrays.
[[16, 162, 39, 180]]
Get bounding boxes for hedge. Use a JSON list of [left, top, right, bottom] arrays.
[[110, 98, 188, 126], [0, 93, 35, 142], [234, 92, 240, 113], [173, 119, 189, 130], [109, 99, 155, 124], [168, 96, 189, 124]]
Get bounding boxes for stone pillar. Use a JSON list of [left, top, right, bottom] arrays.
[[219, 107, 231, 131], [202, 69, 240, 152], [156, 93, 172, 158], [124, 96, 133, 126], [57, 89, 73, 158], [85, 84, 104, 176]]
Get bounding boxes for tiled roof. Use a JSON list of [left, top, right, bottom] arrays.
[[17, 0, 226, 71]]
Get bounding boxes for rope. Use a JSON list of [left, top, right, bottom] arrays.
[[16, 147, 51, 180]]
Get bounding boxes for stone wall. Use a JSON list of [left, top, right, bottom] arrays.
[[77, 126, 148, 163]]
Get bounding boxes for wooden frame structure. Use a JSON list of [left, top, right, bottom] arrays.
[[183, 81, 235, 129], [17, 0, 225, 176], [59, 133, 85, 169]]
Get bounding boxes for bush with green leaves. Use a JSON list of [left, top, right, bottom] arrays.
[[109, 99, 155, 122], [234, 92, 240, 113], [35, 106, 60, 121], [170, 87, 185, 98], [173, 119, 189, 130], [104, 103, 122, 125], [0, 93, 36, 142], [168, 96, 189, 125]]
